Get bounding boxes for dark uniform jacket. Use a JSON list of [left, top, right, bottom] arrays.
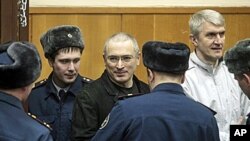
[[28, 73, 91, 141], [0, 91, 53, 141], [72, 70, 150, 141], [91, 83, 220, 141]]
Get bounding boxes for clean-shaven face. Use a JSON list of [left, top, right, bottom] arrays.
[[50, 50, 81, 87], [192, 21, 225, 64], [104, 40, 139, 87]]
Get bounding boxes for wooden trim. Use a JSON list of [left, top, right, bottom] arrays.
[[0, 0, 29, 43], [30, 7, 250, 14], [1, 0, 18, 43], [19, 0, 29, 41]]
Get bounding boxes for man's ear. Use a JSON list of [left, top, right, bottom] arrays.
[[243, 73, 250, 86], [103, 54, 108, 65], [48, 58, 53, 67], [190, 34, 198, 47], [147, 68, 154, 82], [136, 52, 141, 66]]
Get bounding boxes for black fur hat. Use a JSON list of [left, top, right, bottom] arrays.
[[40, 25, 84, 58], [142, 41, 190, 74], [224, 38, 250, 74], [0, 41, 42, 89]]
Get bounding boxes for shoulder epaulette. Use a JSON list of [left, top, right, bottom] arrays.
[[82, 77, 93, 83], [118, 93, 146, 100], [27, 113, 53, 131], [33, 79, 47, 88]]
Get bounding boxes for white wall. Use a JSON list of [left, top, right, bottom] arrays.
[[30, 0, 250, 7]]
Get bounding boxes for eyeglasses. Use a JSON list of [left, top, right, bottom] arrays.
[[106, 55, 135, 63]]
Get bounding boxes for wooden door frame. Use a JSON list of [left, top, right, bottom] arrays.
[[0, 0, 29, 43]]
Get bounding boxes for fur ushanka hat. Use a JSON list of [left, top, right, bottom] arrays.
[[142, 41, 190, 74], [40, 25, 84, 58], [224, 38, 250, 74], [0, 41, 41, 89]]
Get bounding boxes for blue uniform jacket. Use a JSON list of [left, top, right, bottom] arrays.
[[28, 74, 91, 141], [0, 91, 53, 141], [92, 83, 220, 141]]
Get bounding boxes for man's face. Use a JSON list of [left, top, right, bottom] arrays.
[[191, 22, 225, 64], [49, 50, 81, 87], [104, 40, 139, 87]]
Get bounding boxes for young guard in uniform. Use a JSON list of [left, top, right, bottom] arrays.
[[28, 25, 92, 141]]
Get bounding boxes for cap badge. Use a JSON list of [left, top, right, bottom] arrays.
[[67, 33, 72, 38]]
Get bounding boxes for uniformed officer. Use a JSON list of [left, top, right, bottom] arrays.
[[27, 25, 92, 141], [0, 41, 53, 141], [91, 41, 220, 141]]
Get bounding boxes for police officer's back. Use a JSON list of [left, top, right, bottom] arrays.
[[0, 41, 53, 141]]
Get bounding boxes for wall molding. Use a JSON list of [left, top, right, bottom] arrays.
[[30, 7, 250, 14]]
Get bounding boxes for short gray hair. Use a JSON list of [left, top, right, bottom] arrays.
[[103, 32, 139, 57], [189, 9, 225, 37]]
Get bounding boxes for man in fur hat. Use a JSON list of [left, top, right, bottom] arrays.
[[27, 25, 92, 141], [0, 41, 53, 141], [91, 41, 220, 141]]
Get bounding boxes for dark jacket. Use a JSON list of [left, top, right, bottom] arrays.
[[28, 73, 91, 141], [0, 91, 53, 141], [72, 70, 150, 141], [91, 83, 220, 141]]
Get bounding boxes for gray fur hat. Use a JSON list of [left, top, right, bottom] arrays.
[[224, 38, 250, 74], [142, 41, 190, 74], [40, 25, 84, 58], [0, 41, 42, 89]]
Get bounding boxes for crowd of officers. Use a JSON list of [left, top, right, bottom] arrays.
[[1, 9, 250, 141]]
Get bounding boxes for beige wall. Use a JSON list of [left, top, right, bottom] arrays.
[[30, 0, 250, 7]]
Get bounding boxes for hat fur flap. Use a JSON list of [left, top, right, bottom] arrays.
[[142, 41, 190, 74], [40, 25, 84, 58], [0, 42, 41, 89], [224, 38, 250, 74]]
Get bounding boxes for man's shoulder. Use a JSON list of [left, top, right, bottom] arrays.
[[33, 79, 48, 89], [193, 101, 217, 116], [27, 113, 53, 131], [78, 78, 106, 98], [82, 77, 103, 89], [81, 76, 93, 84], [133, 76, 150, 92], [118, 93, 148, 100]]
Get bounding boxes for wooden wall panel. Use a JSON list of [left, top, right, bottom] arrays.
[[29, 7, 250, 83], [224, 14, 250, 49], [122, 14, 155, 81], [154, 14, 191, 48]]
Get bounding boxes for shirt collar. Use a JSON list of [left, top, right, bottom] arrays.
[[190, 52, 222, 74]]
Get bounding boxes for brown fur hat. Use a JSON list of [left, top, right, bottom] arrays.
[[40, 25, 84, 58], [142, 41, 190, 74]]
